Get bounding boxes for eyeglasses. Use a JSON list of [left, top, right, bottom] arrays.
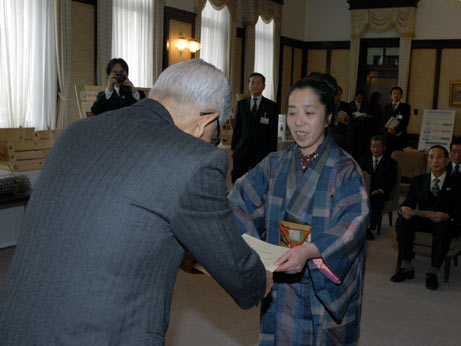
[[200, 111, 220, 147]]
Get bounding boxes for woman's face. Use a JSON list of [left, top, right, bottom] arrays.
[[287, 88, 331, 155]]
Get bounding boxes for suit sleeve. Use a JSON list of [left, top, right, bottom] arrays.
[[170, 149, 266, 309], [395, 103, 410, 135], [381, 159, 398, 196], [400, 176, 419, 210], [90, 91, 109, 115], [231, 101, 243, 151]]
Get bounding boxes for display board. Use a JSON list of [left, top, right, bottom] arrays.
[[417, 109, 456, 152]]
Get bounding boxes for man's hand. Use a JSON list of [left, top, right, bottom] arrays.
[[107, 72, 118, 91], [122, 77, 137, 94], [371, 189, 382, 196], [401, 206, 415, 220], [388, 127, 396, 135], [428, 211, 449, 223], [264, 271, 273, 297]]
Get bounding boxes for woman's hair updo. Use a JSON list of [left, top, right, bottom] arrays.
[[287, 72, 338, 124]]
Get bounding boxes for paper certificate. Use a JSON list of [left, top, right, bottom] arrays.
[[242, 234, 289, 272], [385, 116, 400, 129]]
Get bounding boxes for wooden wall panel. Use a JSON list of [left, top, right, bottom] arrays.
[[306, 49, 327, 75], [407, 49, 436, 134], [292, 48, 303, 84], [330, 49, 350, 100], [69, 2, 95, 126], [439, 49, 461, 135], [280, 46, 293, 114]]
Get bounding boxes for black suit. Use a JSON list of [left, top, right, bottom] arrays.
[[349, 100, 368, 115], [359, 154, 398, 229], [231, 96, 278, 182], [447, 161, 461, 177], [383, 102, 411, 153], [396, 173, 461, 268], [329, 101, 352, 153], [91, 87, 146, 115]]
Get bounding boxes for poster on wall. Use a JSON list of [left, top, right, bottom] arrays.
[[417, 109, 456, 152], [74, 85, 105, 118]]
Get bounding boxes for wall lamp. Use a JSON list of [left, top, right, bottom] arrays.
[[174, 36, 201, 53]]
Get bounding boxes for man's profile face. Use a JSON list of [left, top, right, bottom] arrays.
[[370, 140, 384, 158], [428, 147, 449, 176], [335, 90, 343, 103], [391, 89, 402, 103], [248, 75, 265, 97], [450, 144, 461, 164]]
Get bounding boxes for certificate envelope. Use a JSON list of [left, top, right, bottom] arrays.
[[242, 234, 289, 272]]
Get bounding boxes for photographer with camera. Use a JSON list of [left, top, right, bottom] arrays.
[[91, 58, 145, 115]]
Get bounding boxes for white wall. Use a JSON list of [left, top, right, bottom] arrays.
[[304, 0, 349, 41], [414, 0, 461, 39], [281, 0, 306, 41]]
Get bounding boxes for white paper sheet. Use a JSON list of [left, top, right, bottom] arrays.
[[242, 234, 289, 272]]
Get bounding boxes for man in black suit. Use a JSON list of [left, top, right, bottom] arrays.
[[359, 135, 398, 240], [447, 137, 461, 177], [231, 72, 278, 183], [390, 145, 461, 290], [329, 86, 352, 153], [349, 89, 368, 115], [91, 58, 146, 115], [383, 86, 410, 154]]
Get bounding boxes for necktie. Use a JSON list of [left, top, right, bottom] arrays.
[[373, 158, 378, 172], [454, 164, 460, 177], [431, 178, 440, 197], [251, 98, 258, 120]]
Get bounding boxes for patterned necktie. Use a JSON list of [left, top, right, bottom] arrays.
[[251, 98, 258, 120], [431, 178, 440, 197], [373, 158, 378, 172]]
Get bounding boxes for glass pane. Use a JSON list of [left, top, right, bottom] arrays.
[[367, 48, 384, 65], [385, 47, 400, 66]]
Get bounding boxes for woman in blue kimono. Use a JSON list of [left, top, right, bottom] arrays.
[[229, 74, 369, 346]]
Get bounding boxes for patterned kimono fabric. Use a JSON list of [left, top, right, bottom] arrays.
[[230, 135, 368, 346]]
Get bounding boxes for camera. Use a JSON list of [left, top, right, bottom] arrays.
[[115, 72, 126, 84]]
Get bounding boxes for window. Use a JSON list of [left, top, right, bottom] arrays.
[[112, 0, 154, 88], [200, 1, 230, 74], [254, 17, 274, 100], [0, 0, 57, 130], [367, 47, 399, 66]]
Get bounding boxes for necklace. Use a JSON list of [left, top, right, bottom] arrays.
[[300, 151, 319, 172]]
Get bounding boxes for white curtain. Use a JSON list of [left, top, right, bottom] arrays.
[[0, 0, 57, 130], [112, 0, 154, 88], [254, 16, 275, 101], [200, 1, 230, 74]]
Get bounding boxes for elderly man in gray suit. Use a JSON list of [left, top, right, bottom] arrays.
[[0, 59, 272, 345]]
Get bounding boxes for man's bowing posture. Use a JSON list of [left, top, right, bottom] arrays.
[[0, 59, 272, 346]]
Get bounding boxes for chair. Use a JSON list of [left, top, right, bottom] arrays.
[[394, 234, 460, 283], [391, 150, 427, 195], [376, 163, 401, 235]]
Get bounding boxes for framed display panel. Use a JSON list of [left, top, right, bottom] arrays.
[[449, 80, 461, 106]]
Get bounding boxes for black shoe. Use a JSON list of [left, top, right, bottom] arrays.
[[366, 229, 375, 240], [425, 273, 439, 290], [390, 268, 415, 282]]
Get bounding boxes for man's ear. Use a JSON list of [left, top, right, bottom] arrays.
[[193, 112, 219, 138]]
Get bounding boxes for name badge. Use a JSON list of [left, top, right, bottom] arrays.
[[396, 114, 403, 121], [260, 116, 269, 125]]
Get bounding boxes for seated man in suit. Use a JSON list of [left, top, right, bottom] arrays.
[[448, 137, 461, 177], [91, 58, 145, 115], [359, 135, 397, 240], [0, 59, 272, 345], [383, 86, 410, 154], [390, 145, 461, 290], [231, 72, 279, 183]]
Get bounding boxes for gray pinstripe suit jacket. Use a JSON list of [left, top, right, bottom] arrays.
[[0, 99, 266, 346]]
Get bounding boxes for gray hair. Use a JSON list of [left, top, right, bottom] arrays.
[[149, 59, 232, 123]]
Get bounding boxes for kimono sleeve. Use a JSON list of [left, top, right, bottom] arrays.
[[308, 161, 368, 322]]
